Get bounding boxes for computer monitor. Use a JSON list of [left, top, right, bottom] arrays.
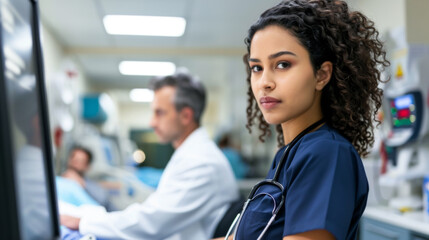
[[0, 0, 60, 239]]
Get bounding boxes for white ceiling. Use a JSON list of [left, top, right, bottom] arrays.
[[38, 0, 282, 92]]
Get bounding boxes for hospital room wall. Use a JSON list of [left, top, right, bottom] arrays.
[[42, 25, 91, 100], [40, 24, 99, 166], [350, 0, 429, 45], [405, 0, 429, 44], [349, 0, 406, 38]]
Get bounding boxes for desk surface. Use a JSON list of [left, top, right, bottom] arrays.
[[364, 206, 429, 235]]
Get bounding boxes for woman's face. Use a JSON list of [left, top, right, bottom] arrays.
[[249, 25, 325, 126]]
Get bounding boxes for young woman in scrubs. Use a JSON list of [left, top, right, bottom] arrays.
[[217, 0, 389, 239]]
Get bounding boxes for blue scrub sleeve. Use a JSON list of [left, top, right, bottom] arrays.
[[283, 139, 357, 239]]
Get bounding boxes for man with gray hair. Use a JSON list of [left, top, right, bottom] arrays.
[[61, 72, 239, 240]]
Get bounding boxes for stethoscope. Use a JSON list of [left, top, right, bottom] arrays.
[[225, 119, 325, 240]]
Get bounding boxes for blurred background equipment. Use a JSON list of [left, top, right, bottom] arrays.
[[378, 27, 429, 212]]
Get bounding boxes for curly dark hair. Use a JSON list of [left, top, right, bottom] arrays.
[[244, 0, 389, 157]]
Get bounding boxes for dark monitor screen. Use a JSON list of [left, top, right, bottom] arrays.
[[0, 0, 60, 239]]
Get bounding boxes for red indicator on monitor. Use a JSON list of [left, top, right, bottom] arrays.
[[397, 109, 410, 119]]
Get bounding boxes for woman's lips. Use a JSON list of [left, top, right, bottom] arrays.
[[260, 96, 281, 109]]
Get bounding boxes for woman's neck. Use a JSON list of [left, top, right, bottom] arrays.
[[281, 115, 324, 145]]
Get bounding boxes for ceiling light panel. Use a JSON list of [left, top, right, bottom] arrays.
[[103, 15, 186, 37], [119, 61, 176, 76], [129, 88, 154, 102]]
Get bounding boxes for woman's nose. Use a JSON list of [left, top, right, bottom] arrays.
[[261, 71, 275, 91]]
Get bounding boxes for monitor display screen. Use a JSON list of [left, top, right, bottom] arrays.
[[390, 93, 417, 128], [0, 0, 59, 239]]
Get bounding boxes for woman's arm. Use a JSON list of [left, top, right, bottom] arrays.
[[283, 230, 335, 240]]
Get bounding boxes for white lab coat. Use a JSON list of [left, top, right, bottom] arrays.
[[79, 128, 239, 240]]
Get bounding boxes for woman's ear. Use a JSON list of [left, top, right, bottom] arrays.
[[315, 61, 333, 91]]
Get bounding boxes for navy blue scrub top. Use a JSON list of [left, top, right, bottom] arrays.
[[235, 124, 368, 240]]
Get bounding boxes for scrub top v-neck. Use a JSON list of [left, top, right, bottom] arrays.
[[235, 124, 368, 240]]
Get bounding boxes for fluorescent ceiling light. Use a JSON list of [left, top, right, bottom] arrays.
[[103, 15, 186, 37], [119, 61, 176, 76], [129, 88, 154, 102]]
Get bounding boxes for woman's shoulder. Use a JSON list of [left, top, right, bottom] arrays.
[[302, 124, 353, 147], [295, 124, 360, 159], [286, 124, 363, 177]]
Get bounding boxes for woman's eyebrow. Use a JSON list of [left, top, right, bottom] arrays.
[[248, 50, 297, 62], [269, 51, 296, 59]]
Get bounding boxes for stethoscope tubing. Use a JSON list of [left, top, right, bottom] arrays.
[[226, 119, 325, 240]]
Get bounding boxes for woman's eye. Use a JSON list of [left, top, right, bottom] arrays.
[[277, 62, 291, 69], [250, 65, 262, 72]]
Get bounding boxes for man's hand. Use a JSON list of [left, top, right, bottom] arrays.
[[60, 215, 81, 230]]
